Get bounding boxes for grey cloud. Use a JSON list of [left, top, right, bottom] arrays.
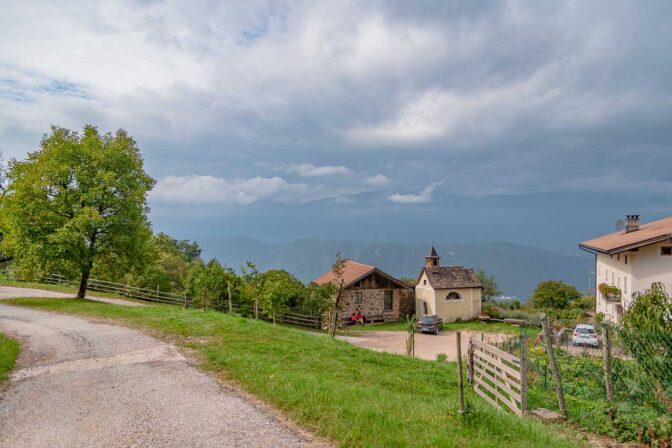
[[1, 1, 671, 244]]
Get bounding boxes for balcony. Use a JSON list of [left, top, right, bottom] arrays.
[[599, 283, 622, 303]]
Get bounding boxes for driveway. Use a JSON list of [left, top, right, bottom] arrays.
[[338, 330, 509, 361], [0, 302, 319, 447]]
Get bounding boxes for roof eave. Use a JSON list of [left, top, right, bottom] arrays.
[[580, 233, 672, 255]]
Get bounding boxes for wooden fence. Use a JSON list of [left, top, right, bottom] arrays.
[[1, 271, 190, 306], [468, 337, 528, 416], [1, 271, 324, 329], [282, 311, 321, 329]]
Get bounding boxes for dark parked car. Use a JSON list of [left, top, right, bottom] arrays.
[[417, 315, 443, 335]]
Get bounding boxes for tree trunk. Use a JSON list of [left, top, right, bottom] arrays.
[[77, 268, 90, 299]]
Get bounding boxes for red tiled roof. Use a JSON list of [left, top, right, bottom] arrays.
[[312, 260, 375, 287], [579, 216, 672, 254]]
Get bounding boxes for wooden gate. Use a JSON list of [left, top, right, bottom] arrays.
[[468, 337, 527, 416]]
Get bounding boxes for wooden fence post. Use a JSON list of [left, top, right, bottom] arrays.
[[227, 281, 232, 315], [602, 323, 614, 403], [156, 285, 160, 299], [467, 336, 474, 384], [254, 298, 259, 319], [520, 334, 528, 415], [541, 314, 567, 419], [456, 331, 465, 415]]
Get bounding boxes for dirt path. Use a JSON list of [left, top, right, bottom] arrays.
[[0, 284, 146, 307], [0, 303, 318, 447], [338, 330, 509, 361]]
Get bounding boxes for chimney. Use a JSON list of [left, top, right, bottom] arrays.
[[425, 246, 440, 272], [625, 215, 640, 233]]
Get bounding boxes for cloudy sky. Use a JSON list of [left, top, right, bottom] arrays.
[[1, 1, 671, 249]]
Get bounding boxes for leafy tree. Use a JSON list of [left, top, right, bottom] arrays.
[[0, 126, 154, 298], [294, 282, 333, 316], [475, 270, 501, 303], [621, 282, 672, 332], [184, 258, 236, 310], [327, 252, 347, 338], [154, 232, 201, 263], [530, 280, 582, 310], [175, 239, 201, 262], [399, 277, 417, 287], [241, 261, 261, 318], [259, 269, 304, 323]]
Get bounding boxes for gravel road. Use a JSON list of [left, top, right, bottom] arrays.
[[0, 299, 320, 447]]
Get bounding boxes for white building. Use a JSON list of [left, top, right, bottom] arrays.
[[579, 215, 672, 322], [415, 247, 482, 323]]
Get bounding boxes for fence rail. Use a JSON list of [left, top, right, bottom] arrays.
[[468, 337, 527, 416], [282, 311, 321, 329], [1, 271, 325, 329], [1, 271, 191, 307]]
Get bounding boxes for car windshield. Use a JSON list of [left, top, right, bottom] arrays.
[[576, 328, 595, 335], [419, 317, 435, 323]]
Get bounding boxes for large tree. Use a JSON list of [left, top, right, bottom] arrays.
[[475, 270, 501, 303], [530, 280, 582, 310], [258, 269, 304, 324], [0, 125, 155, 298]]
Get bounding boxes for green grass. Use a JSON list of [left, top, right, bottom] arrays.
[[0, 279, 79, 295], [348, 320, 541, 337], [5, 298, 584, 448], [0, 334, 20, 385], [0, 279, 147, 303]]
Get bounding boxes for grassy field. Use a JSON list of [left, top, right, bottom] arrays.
[[0, 334, 20, 385], [347, 320, 541, 337], [4, 297, 585, 448]]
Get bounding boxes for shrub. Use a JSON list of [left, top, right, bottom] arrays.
[[531, 280, 582, 310], [481, 302, 502, 319]]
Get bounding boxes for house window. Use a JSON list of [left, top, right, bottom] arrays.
[[422, 301, 428, 315], [625, 255, 628, 265], [624, 277, 628, 294], [423, 279, 427, 285], [661, 246, 672, 256], [354, 292, 363, 304], [384, 290, 393, 312], [447, 291, 461, 300]]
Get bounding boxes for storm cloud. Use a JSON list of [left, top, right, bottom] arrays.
[[1, 1, 671, 246]]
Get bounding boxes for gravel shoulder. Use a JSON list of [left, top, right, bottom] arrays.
[[0, 301, 320, 447]]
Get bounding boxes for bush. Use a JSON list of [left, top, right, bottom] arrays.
[[481, 302, 502, 319], [571, 296, 596, 310], [531, 280, 582, 310]]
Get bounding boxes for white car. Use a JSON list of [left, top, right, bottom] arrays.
[[572, 324, 599, 348]]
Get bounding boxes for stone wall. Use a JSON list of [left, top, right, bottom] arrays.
[[339, 287, 415, 322]]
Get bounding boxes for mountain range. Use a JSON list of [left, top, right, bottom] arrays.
[[199, 237, 593, 299]]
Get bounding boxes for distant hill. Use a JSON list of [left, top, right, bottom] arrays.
[[199, 237, 592, 299]]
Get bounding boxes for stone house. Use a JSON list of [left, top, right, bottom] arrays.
[[313, 260, 414, 322], [415, 247, 482, 323]]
